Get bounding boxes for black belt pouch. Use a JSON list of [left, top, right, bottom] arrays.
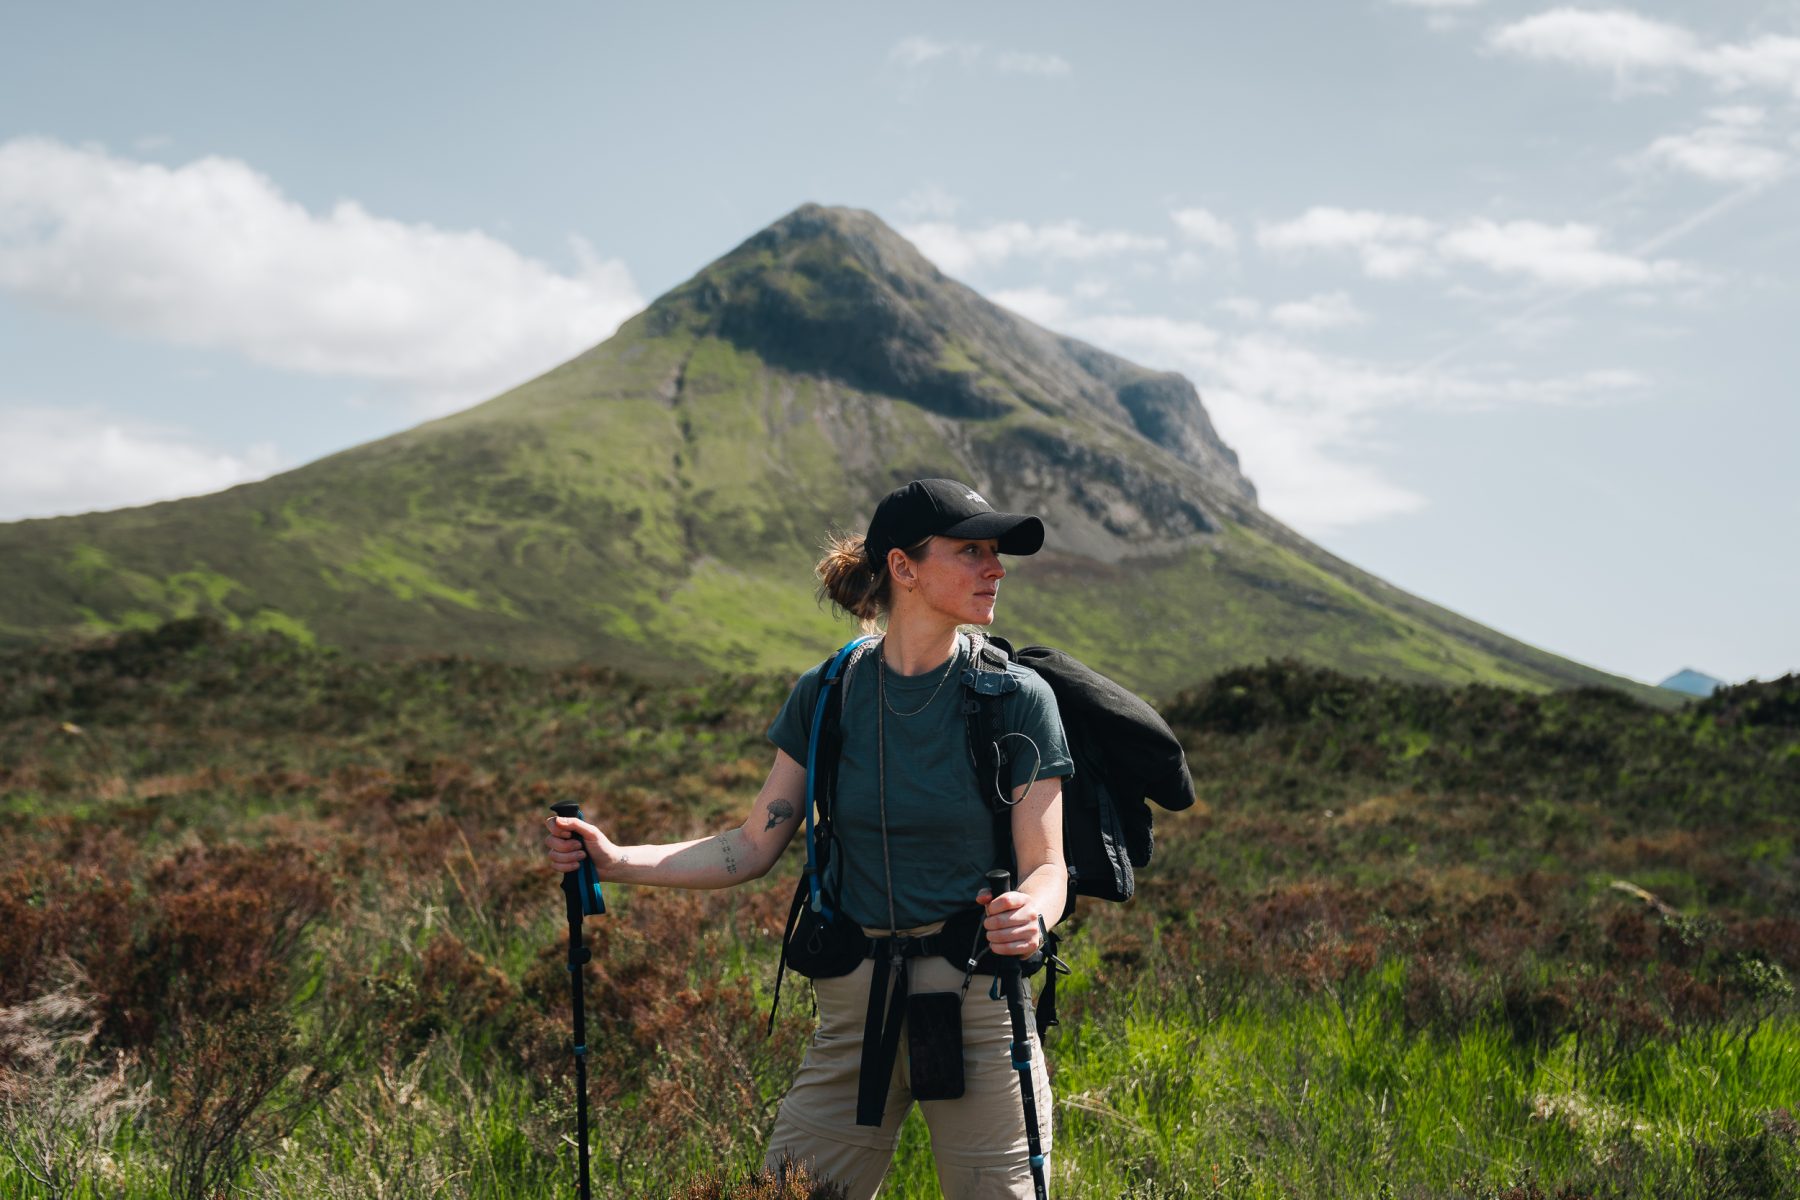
[[906, 991, 965, 1101]]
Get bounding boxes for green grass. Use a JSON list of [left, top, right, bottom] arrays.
[[1032, 962, 1800, 1199]]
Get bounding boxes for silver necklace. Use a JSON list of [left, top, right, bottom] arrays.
[[879, 636, 960, 718]]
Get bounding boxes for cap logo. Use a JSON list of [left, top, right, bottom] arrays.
[[966, 490, 986, 505]]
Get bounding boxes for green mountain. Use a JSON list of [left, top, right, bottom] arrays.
[[0, 204, 1662, 700]]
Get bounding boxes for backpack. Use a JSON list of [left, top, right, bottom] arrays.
[[771, 632, 1195, 1035], [970, 636, 1196, 906]]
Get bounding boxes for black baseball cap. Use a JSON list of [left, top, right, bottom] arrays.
[[866, 479, 1045, 565]]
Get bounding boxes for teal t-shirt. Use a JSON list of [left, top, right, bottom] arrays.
[[768, 634, 1073, 930]]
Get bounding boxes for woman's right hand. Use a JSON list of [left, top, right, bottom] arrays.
[[544, 813, 619, 877]]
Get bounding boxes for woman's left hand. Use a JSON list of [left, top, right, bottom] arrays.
[[976, 887, 1045, 957]]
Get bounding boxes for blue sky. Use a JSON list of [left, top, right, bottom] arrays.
[[2, 1, 1796, 686]]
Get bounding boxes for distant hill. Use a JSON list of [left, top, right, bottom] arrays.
[[0, 204, 1667, 702], [1660, 668, 1725, 698]]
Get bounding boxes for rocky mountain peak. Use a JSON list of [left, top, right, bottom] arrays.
[[648, 204, 1256, 512]]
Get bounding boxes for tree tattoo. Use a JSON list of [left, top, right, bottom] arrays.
[[764, 800, 795, 831]]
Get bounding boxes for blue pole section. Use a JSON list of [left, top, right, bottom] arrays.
[[987, 868, 1049, 1200]]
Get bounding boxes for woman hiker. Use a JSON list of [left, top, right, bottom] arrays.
[[545, 477, 1072, 1199]]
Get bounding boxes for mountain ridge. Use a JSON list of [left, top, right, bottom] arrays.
[[0, 203, 1667, 703]]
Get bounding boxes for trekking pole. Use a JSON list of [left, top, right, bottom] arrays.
[[551, 802, 607, 1200], [986, 868, 1049, 1200]]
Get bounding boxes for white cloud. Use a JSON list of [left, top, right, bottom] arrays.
[[1170, 206, 1238, 252], [1259, 205, 1688, 289], [1257, 207, 1441, 278], [1636, 106, 1792, 184], [1269, 291, 1368, 330], [1013, 290, 1650, 533], [0, 407, 282, 520], [1437, 218, 1687, 287], [1704, 35, 1800, 96], [995, 50, 1072, 77], [1488, 9, 1800, 98], [899, 218, 1166, 276], [1257, 207, 1438, 250], [1487, 8, 1699, 81], [1069, 319, 1428, 530], [0, 138, 644, 415]]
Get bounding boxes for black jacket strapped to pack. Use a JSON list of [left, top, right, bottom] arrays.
[[769, 633, 1196, 1127]]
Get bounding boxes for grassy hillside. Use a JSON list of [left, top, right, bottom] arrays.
[[2, 621, 1793, 1198], [0, 206, 1668, 705]]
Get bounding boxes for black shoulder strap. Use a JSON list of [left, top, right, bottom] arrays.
[[802, 635, 877, 918], [960, 635, 1021, 900]]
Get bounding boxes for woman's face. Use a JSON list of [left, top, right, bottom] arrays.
[[902, 536, 1007, 627]]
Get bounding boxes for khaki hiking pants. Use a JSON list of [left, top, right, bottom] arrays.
[[764, 954, 1053, 1199]]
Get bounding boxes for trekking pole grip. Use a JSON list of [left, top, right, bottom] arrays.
[[551, 802, 607, 917], [986, 868, 1013, 902], [985, 869, 1018, 970]]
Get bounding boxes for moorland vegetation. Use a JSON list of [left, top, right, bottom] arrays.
[[1, 618, 1795, 1198]]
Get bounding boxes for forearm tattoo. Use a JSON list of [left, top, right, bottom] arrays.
[[764, 800, 794, 832], [721, 834, 740, 877]]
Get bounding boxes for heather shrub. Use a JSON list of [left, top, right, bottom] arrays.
[[3, 624, 1796, 1197], [0, 982, 148, 1197]]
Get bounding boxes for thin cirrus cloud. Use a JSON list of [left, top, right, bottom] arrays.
[[1257, 206, 1688, 289], [0, 137, 645, 414], [0, 407, 282, 521], [1487, 8, 1800, 97], [889, 37, 1071, 76]]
